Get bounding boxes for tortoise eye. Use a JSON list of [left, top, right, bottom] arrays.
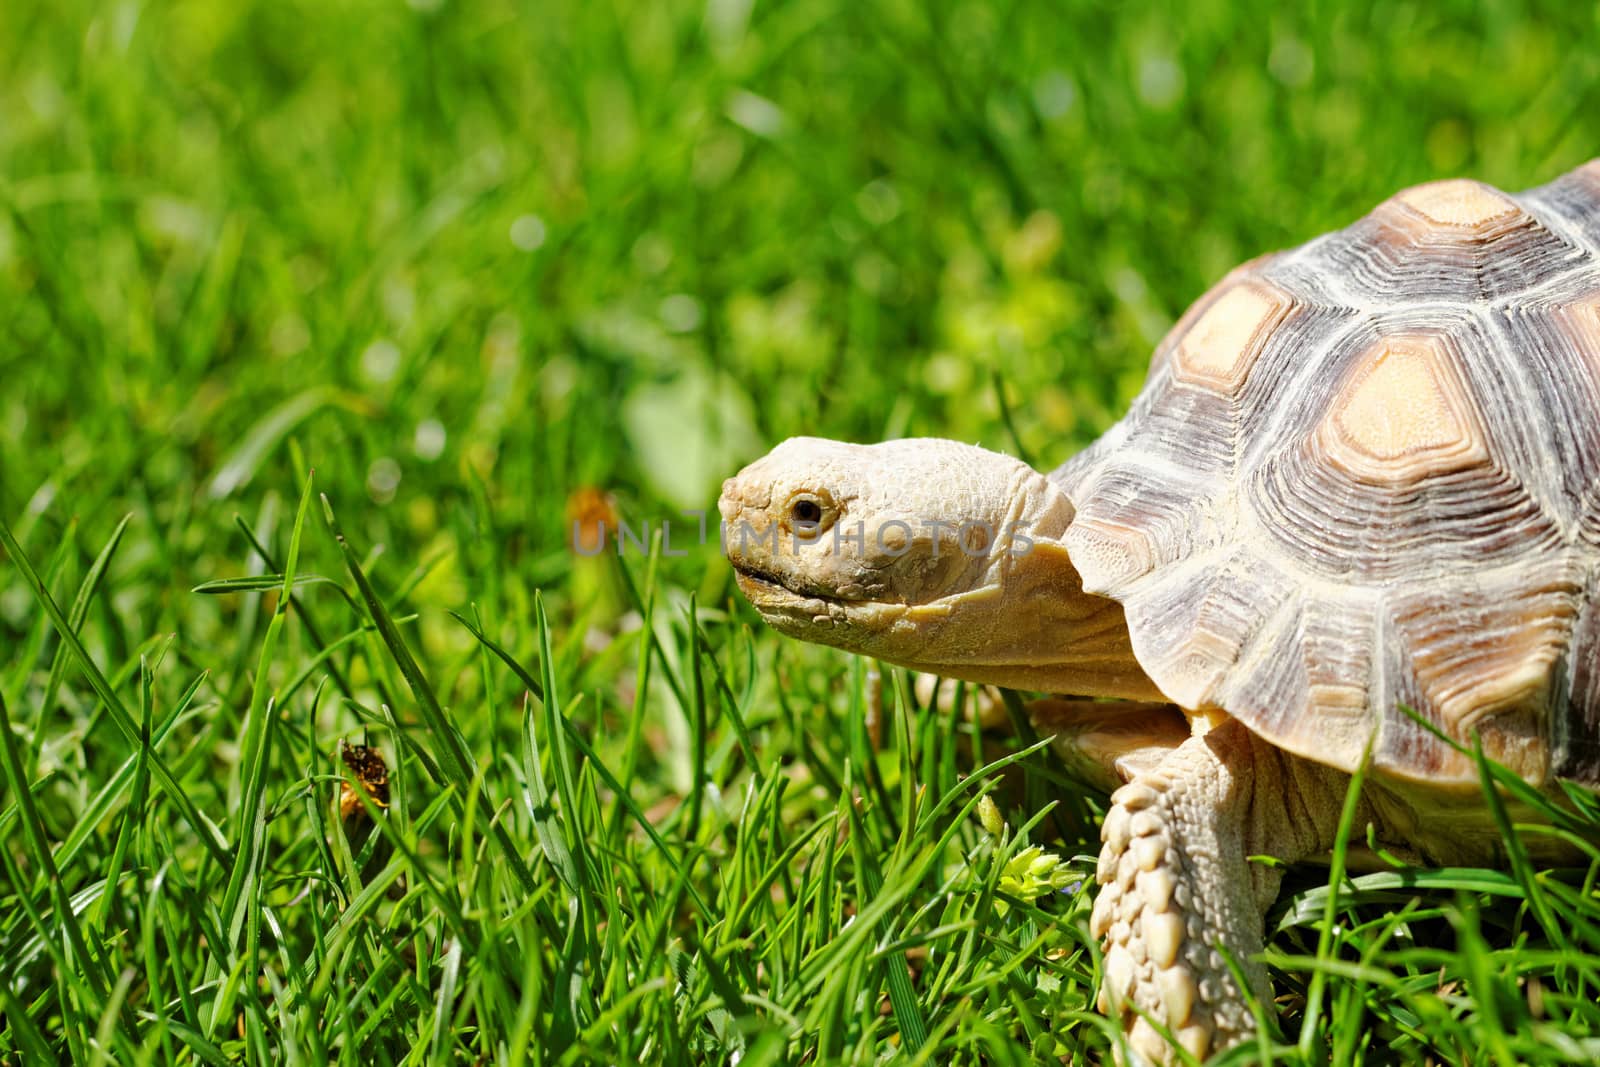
[[782, 490, 837, 537], [790, 496, 824, 526]]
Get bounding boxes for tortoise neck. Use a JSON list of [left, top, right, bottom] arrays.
[[891, 536, 1167, 701]]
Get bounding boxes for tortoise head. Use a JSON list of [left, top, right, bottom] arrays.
[[718, 437, 1161, 700]]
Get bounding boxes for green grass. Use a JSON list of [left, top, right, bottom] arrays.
[[4, 0, 1600, 1062]]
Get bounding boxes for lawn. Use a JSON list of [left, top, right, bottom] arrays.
[[4, 0, 1600, 1062]]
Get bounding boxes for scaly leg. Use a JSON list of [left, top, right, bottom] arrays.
[[1090, 718, 1357, 1062]]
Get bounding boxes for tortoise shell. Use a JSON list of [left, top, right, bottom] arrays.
[[1055, 160, 1600, 788]]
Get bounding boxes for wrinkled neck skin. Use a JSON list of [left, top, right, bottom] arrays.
[[718, 437, 1164, 701]]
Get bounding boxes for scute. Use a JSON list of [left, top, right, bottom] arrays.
[[1055, 160, 1600, 788], [1381, 567, 1582, 781], [1171, 279, 1292, 394], [1318, 333, 1485, 480], [1521, 159, 1600, 255], [1313, 172, 1581, 303], [1394, 178, 1520, 229], [1496, 282, 1600, 530]]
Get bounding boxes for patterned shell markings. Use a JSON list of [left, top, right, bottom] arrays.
[[1055, 160, 1600, 787]]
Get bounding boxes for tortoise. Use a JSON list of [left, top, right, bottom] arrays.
[[717, 158, 1600, 1061]]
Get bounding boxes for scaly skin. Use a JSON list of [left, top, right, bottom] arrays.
[[1090, 719, 1354, 1061]]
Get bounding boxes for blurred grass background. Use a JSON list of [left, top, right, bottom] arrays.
[[8, 0, 1600, 565], [5, 0, 1600, 1063]]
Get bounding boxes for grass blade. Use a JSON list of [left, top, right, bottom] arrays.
[[191, 573, 335, 594], [32, 514, 129, 768], [1297, 736, 1373, 1057], [321, 492, 535, 893], [0, 513, 229, 865], [521, 690, 580, 891], [0, 690, 111, 1028]]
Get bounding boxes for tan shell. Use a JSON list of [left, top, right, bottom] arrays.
[[1055, 160, 1600, 788]]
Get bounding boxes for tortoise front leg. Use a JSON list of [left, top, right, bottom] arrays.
[[1090, 718, 1355, 1062]]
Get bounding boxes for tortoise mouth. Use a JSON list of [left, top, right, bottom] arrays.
[[733, 564, 851, 608]]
